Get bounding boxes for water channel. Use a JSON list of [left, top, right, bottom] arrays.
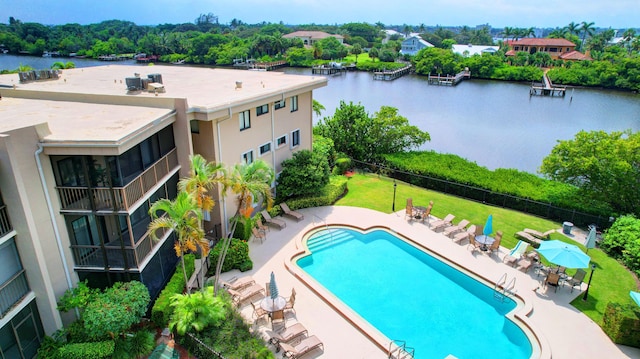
[[2, 54, 639, 174]]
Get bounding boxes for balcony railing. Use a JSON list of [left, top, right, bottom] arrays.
[[0, 205, 13, 238], [70, 219, 171, 270], [0, 270, 30, 319], [56, 148, 179, 212]]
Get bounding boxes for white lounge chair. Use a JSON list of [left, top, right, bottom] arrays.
[[503, 240, 529, 266], [279, 335, 324, 358], [431, 214, 455, 232]]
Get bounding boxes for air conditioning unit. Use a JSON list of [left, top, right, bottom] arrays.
[[148, 73, 162, 84], [125, 77, 142, 91]]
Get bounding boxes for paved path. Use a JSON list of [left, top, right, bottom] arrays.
[[222, 206, 640, 359]]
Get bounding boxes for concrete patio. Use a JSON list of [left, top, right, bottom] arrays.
[[222, 206, 640, 359]]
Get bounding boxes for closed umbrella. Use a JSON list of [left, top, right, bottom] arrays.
[[483, 215, 493, 237], [537, 240, 591, 268], [269, 271, 279, 300], [585, 226, 597, 253]]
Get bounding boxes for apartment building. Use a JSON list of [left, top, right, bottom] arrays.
[[0, 65, 326, 357]]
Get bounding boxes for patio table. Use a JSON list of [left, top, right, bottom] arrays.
[[475, 235, 494, 251]]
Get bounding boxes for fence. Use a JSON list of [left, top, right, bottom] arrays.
[[181, 333, 226, 359], [351, 159, 613, 230]]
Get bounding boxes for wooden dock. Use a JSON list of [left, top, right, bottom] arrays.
[[373, 65, 412, 80], [234, 60, 287, 71], [530, 73, 566, 97], [427, 69, 470, 86], [312, 65, 347, 75]]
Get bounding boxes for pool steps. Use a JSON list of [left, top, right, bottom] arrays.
[[306, 229, 354, 253]]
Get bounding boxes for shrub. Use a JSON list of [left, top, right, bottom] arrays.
[[112, 329, 155, 359], [600, 215, 640, 275], [232, 216, 252, 241], [151, 254, 196, 327], [208, 239, 251, 274], [602, 303, 640, 347], [334, 157, 352, 175], [55, 341, 114, 359]]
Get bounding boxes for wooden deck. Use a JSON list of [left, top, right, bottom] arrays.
[[234, 60, 287, 71], [427, 69, 470, 86], [312, 66, 347, 75], [372, 65, 412, 81], [530, 73, 566, 97]]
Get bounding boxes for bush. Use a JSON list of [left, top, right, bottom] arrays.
[[112, 329, 155, 359], [232, 216, 252, 241], [602, 302, 640, 347], [208, 239, 251, 274], [151, 254, 196, 327], [600, 215, 640, 275], [333, 157, 352, 175], [55, 341, 114, 359]]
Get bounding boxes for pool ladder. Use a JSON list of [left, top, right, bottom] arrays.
[[388, 339, 414, 359], [494, 273, 516, 302]]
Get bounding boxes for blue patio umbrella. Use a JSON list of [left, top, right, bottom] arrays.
[[483, 215, 493, 237], [269, 271, 279, 300], [536, 240, 591, 268], [630, 291, 640, 307], [585, 226, 597, 253]]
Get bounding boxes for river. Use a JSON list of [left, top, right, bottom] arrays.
[[2, 54, 638, 174]]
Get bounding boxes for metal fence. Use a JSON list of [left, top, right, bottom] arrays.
[[181, 333, 226, 359], [351, 159, 613, 230]]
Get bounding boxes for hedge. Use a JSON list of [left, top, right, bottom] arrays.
[[602, 302, 640, 347], [55, 341, 114, 359], [274, 175, 347, 214], [208, 238, 252, 274], [151, 254, 195, 327]]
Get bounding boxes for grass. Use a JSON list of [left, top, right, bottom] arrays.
[[335, 173, 638, 324]]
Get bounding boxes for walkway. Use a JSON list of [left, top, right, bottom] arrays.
[[223, 206, 640, 359]]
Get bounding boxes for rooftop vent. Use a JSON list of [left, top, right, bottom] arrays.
[[148, 73, 163, 84]]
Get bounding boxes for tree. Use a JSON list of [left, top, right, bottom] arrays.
[[148, 191, 204, 294], [351, 43, 363, 63], [276, 150, 330, 199], [579, 21, 596, 50], [540, 130, 640, 215], [622, 28, 636, 54], [566, 22, 581, 36], [213, 160, 274, 295], [312, 99, 325, 117], [169, 288, 226, 335], [368, 47, 379, 61]]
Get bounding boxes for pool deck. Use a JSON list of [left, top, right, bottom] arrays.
[[224, 206, 640, 359]]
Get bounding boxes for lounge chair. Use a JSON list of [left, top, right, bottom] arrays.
[[453, 225, 476, 244], [566, 269, 587, 292], [281, 202, 304, 221], [228, 283, 265, 306], [431, 214, 455, 232], [221, 275, 256, 291], [252, 227, 266, 243], [443, 219, 470, 238], [545, 272, 561, 292], [279, 335, 324, 358], [514, 231, 542, 248], [523, 228, 556, 240], [266, 322, 308, 346], [261, 210, 286, 229], [503, 240, 529, 266]]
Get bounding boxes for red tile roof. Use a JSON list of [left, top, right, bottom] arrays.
[[510, 38, 576, 47], [559, 50, 593, 61]]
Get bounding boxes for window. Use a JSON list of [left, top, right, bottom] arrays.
[[242, 150, 254, 164], [276, 135, 287, 148], [190, 120, 199, 134], [275, 99, 285, 110], [291, 129, 300, 148], [256, 104, 269, 116], [259, 142, 272, 156], [239, 110, 251, 131], [290, 95, 298, 112]]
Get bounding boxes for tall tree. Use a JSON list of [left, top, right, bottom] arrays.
[[579, 21, 596, 49], [566, 22, 581, 36], [148, 191, 205, 294]]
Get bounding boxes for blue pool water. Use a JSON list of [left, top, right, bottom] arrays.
[[297, 227, 533, 359]]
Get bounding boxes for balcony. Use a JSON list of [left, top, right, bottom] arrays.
[[0, 270, 30, 319], [56, 148, 179, 212], [0, 204, 13, 238], [70, 221, 171, 270]]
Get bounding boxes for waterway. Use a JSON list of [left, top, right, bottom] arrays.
[[2, 54, 638, 174]]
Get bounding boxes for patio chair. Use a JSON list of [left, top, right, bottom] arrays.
[[431, 214, 455, 232], [545, 272, 561, 292], [271, 309, 286, 331], [228, 284, 265, 306], [566, 269, 587, 293], [279, 335, 324, 358], [284, 288, 296, 315], [250, 301, 269, 324], [523, 228, 556, 240], [267, 322, 308, 347], [252, 227, 266, 243], [421, 201, 434, 224], [467, 234, 481, 252], [221, 275, 256, 291], [453, 225, 476, 245], [503, 240, 529, 266], [405, 198, 414, 221], [487, 235, 502, 257], [281, 202, 304, 221], [261, 210, 286, 230], [443, 219, 470, 238], [256, 217, 270, 233]]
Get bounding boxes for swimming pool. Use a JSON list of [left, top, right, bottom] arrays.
[[296, 227, 534, 359]]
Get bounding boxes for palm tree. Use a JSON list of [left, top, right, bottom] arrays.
[[566, 22, 580, 36], [312, 99, 326, 118], [579, 21, 596, 49], [169, 288, 226, 335], [148, 191, 205, 294], [403, 24, 413, 38], [622, 29, 637, 54], [501, 27, 514, 41], [212, 160, 275, 295], [178, 154, 224, 292]]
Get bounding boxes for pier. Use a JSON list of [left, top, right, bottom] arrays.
[[234, 60, 288, 71], [427, 69, 470, 86], [312, 64, 348, 75], [530, 73, 566, 97], [373, 65, 412, 80]]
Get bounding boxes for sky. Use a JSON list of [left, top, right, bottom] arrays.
[[1, 0, 638, 29]]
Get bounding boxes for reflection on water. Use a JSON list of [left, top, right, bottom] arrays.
[[284, 68, 640, 174]]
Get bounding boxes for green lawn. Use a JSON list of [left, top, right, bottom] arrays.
[[335, 173, 638, 324]]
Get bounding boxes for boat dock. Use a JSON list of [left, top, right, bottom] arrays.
[[234, 60, 287, 71], [530, 73, 566, 97], [427, 69, 470, 86], [373, 65, 412, 80], [312, 64, 350, 75]]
